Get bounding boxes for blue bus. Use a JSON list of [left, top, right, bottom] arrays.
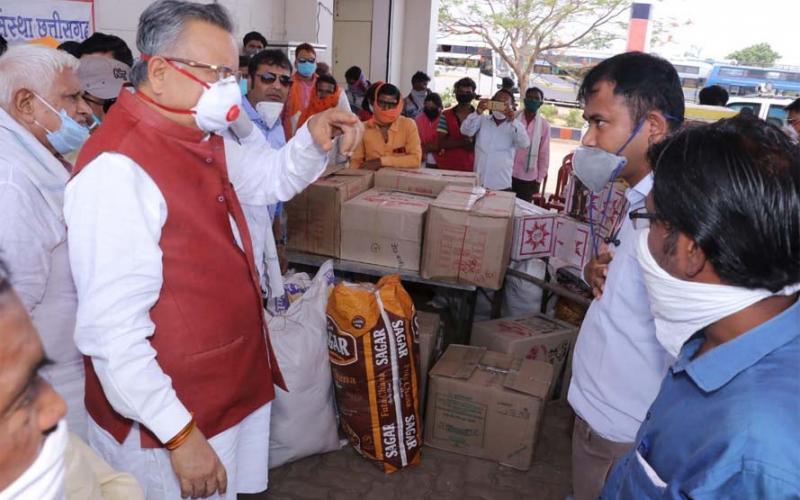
[[705, 64, 800, 97]]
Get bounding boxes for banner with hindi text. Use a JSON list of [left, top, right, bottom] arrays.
[[0, 0, 94, 44]]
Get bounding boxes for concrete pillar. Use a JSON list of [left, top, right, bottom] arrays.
[[396, 0, 438, 93], [366, 0, 437, 91], [626, 2, 652, 53]]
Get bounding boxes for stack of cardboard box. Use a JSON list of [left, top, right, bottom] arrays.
[[421, 186, 516, 290], [285, 169, 374, 257], [340, 189, 432, 271], [549, 175, 628, 269], [469, 313, 578, 400], [288, 169, 524, 291], [375, 168, 478, 196]]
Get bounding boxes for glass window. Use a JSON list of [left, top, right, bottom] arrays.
[[720, 67, 746, 77], [744, 69, 767, 79], [675, 64, 699, 75], [767, 105, 787, 127], [728, 102, 762, 117]]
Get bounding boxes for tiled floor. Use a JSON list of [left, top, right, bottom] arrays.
[[266, 402, 574, 500]]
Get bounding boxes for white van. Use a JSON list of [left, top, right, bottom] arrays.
[[726, 96, 793, 128]]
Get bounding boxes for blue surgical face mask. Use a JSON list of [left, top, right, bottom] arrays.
[[34, 94, 90, 155], [239, 77, 249, 96], [89, 113, 102, 131], [297, 61, 317, 78]]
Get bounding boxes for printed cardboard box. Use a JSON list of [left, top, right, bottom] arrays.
[[511, 198, 557, 260], [552, 215, 601, 271], [585, 181, 627, 238], [375, 168, 478, 197], [470, 314, 578, 400], [340, 189, 431, 271], [424, 345, 553, 470], [564, 175, 627, 241], [421, 187, 516, 290], [286, 169, 374, 257]]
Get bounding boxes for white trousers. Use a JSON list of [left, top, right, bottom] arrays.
[[88, 403, 271, 500]]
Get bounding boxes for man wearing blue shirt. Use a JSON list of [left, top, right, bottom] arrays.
[[602, 116, 800, 498], [567, 53, 686, 500]]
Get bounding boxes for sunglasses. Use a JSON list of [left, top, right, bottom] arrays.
[[257, 71, 292, 87], [377, 100, 399, 110]]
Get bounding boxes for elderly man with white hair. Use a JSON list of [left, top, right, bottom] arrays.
[[64, 1, 362, 499], [0, 43, 93, 441]]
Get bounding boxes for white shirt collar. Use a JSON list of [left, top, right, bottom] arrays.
[[626, 171, 653, 205]]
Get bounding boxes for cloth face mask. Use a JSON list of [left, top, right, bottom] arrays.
[[2, 419, 68, 500], [636, 228, 800, 357]]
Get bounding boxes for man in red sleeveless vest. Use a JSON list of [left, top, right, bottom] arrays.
[[64, 1, 361, 499], [436, 77, 477, 172]]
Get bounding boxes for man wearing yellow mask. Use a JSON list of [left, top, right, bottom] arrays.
[[351, 82, 422, 170]]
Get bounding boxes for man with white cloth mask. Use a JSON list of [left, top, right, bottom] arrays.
[[0, 260, 143, 500], [64, 1, 362, 499], [0, 44, 93, 441], [0, 260, 70, 500], [601, 115, 800, 498], [241, 48, 295, 308]]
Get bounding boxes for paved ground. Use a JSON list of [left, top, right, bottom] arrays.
[[266, 402, 575, 500]]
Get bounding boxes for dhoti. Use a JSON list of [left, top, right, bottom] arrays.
[[87, 403, 272, 499]]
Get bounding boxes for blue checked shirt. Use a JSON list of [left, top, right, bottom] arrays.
[[602, 299, 800, 499]]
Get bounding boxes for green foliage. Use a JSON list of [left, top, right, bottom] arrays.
[[439, 0, 630, 92], [539, 104, 557, 122], [440, 87, 455, 108], [565, 108, 585, 129], [726, 43, 781, 67]]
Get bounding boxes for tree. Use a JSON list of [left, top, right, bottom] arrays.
[[726, 43, 781, 67], [439, 0, 630, 94]]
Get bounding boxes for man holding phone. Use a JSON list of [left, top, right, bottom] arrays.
[[460, 89, 529, 189]]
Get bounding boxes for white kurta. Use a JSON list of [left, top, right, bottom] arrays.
[[0, 107, 87, 440], [460, 112, 530, 190], [64, 122, 328, 498]]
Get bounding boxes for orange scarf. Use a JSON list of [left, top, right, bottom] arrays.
[[372, 82, 404, 126], [283, 72, 317, 140], [297, 86, 343, 129]]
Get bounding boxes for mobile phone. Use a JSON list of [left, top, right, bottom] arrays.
[[487, 100, 507, 112]]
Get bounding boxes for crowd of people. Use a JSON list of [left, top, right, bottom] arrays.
[[0, 1, 798, 499], [342, 69, 552, 200]]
